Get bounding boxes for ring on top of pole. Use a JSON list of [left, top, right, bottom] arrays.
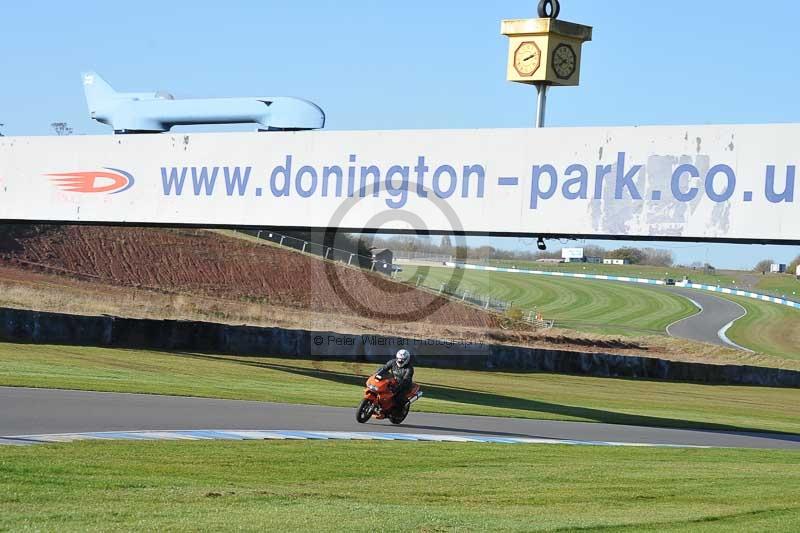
[[537, 0, 561, 19]]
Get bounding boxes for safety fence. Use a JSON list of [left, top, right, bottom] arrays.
[[226, 229, 398, 276], [409, 274, 553, 328], [678, 283, 800, 309], [409, 275, 510, 313]]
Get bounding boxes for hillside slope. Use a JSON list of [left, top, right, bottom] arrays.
[[0, 225, 783, 367], [0, 225, 497, 329]]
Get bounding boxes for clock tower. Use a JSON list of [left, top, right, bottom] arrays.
[[502, 1, 592, 126]]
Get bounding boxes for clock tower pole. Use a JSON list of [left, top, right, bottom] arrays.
[[535, 85, 548, 129], [502, 0, 592, 127]]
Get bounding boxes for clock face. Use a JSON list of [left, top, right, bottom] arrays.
[[513, 42, 541, 77], [552, 43, 577, 80]]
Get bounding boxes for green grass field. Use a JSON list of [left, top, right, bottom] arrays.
[[1, 440, 799, 531], [401, 265, 800, 359], [754, 274, 800, 299], [1, 342, 798, 434], [480, 259, 745, 287], [401, 266, 698, 335], [470, 259, 800, 299], [718, 295, 800, 361]]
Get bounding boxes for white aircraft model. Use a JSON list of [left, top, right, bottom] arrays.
[[82, 71, 325, 134]]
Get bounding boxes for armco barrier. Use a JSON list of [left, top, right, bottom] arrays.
[[0, 307, 798, 387], [445, 262, 800, 310], [679, 283, 800, 309]]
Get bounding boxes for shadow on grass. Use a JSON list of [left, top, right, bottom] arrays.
[[175, 353, 800, 439]]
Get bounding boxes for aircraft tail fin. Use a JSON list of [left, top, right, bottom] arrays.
[[81, 71, 116, 114]]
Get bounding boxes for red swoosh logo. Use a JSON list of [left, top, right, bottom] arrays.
[[47, 169, 133, 194]]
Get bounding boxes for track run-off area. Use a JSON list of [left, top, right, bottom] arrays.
[[400, 264, 786, 353], [2, 387, 798, 449]]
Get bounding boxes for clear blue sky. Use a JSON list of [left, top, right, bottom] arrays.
[[1, 0, 798, 269]]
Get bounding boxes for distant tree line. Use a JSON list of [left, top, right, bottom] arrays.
[[790, 256, 800, 275], [362, 235, 677, 267], [753, 255, 800, 274]]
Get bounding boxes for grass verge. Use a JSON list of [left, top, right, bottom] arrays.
[[399, 266, 697, 336], [401, 265, 800, 361], [1, 342, 798, 434], [1, 440, 799, 531], [716, 295, 800, 360], [754, 273, 800, 299]]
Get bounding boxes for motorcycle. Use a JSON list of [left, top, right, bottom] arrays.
[[356, 373, 422, 425]]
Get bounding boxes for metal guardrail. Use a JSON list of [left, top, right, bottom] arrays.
[[228, 229, 398, 276], [410, 275, 553, 328]]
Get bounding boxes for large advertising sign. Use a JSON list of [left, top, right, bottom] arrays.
[[561, 248, 585, 260], [0, 124, 798, 243]]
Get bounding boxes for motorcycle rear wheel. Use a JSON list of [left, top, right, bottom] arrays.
[[356, 399, 374, 423], [389, 403, 410, 425]]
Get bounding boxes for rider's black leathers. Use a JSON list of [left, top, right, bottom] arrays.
[[376, 359, 414, 409]]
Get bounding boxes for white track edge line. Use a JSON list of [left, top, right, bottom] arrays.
[[665, 295, 704, 336], [717, 300, 753, 353]]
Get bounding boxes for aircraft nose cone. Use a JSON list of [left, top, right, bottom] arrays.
[[268, 98, 325, 130]]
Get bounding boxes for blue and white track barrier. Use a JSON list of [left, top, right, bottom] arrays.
[[445, 262, 800, 310], [0, 430, 707, 448]]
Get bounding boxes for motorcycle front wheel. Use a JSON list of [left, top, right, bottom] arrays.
[[356, 399, 374, 423]]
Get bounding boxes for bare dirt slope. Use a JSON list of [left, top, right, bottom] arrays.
[[0, 225, 496, 328]]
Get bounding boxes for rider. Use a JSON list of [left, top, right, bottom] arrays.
[[376, 349, 414, 410]]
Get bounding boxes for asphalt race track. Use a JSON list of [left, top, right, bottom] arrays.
[[666, 287, 748, 349], [1, 387, 798, 449]]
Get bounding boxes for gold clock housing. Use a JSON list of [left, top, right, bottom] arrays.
[[502, 18, 592, 87]]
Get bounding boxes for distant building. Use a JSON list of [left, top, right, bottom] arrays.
[[561, 248, 604, 264], [536, 258, 563, 264], [562, 247, 584, 261], [770, 263, 787, 274], [796, 265, 800, 279], [603, 258, 630, 266], [370, 248, 394, 275]]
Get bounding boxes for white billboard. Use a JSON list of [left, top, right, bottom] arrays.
[[0, 123, 799, 243], [562, 247, 584, 259]]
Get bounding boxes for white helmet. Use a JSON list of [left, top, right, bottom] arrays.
[[395, 349, 411, 367]]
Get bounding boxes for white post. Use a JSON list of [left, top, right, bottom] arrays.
[[301, 242, 307, 253], [348, 254, 354, 265]]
